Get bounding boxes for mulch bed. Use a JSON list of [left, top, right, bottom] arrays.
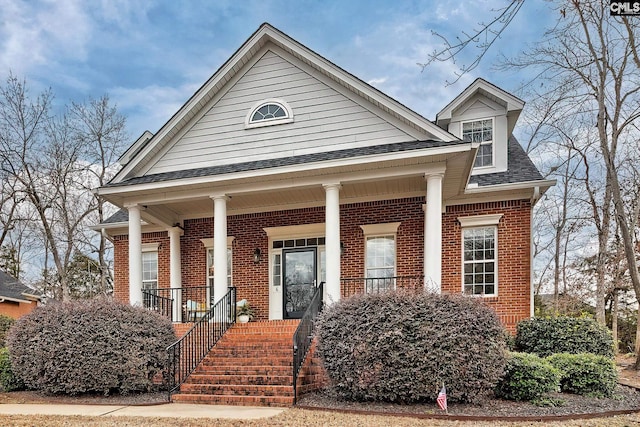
[[297, 385, 640, 419], [0, 390, 169, 406]]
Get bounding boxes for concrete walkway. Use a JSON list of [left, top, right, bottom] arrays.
[[0, 403, 286, 419]]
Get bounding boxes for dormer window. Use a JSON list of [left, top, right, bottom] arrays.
[[245, 99, 294, 129], [463, 119, 493, 168]]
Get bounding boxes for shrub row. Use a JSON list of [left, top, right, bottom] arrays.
[[7, 297, 177, 395], [0, 347, 22, 392], [515, 316, 614, 358], [0, 315, 14, 348], [317, 291, 507, 403], [496, 351, 618, 401]]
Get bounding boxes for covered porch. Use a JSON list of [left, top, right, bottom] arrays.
[[97, 146, 475, 322]]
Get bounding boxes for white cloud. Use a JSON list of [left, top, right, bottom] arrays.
[[0, 0, 92, 76]]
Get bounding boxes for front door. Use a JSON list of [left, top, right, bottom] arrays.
[[283, 248, 317, 319]]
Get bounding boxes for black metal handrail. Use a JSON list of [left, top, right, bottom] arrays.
[[142, 290, 174, 319], [143, 285, 214, 323], [340, 275, 424, 296], [166, 286, 236, 396], [292, 281, 324, 404]]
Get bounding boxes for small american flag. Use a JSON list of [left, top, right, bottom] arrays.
[[437, 385, 447, 412]]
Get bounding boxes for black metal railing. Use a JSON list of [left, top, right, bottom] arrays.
[[142, 290, 174, 319], [166, 286, 236, 396], [143, 285, 215, 323], [292, 281, 324, 404], [340, 275, 424, 297]]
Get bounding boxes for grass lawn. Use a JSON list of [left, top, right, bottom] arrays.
[[1, 408, 640, 426]]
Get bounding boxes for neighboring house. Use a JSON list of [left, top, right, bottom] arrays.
[[0, 270, 41, 319], [96, 23, 554, 333]]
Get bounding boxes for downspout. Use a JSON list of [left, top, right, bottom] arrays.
[[530, 186, 540, 318]]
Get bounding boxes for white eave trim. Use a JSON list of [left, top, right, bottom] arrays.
[[465, 179, 556, 194], [0, 295, 31, 304], [99, 143, 472, 197]]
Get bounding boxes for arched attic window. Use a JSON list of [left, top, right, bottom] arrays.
[[245, 99, 294, 129]]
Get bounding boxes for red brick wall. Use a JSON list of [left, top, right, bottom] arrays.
[[112, 197, 531, 330], [442, 200, 532, 332], [0, 300, 37, 319]]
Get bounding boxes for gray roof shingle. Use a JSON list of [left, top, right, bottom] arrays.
[[469, 136, 543, 186], [105, 139, 460, 188], [0, 270, 38, 301]]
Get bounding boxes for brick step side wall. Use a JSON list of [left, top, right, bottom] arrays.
[[172, 320, 301, 407]]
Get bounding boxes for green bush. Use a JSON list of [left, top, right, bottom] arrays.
[[515, 316, 614, 358], [316, 291, 507, 403], [0, 347, 22, 391], [0, 314, 14, 347], [547, 353, 618, 397], [494, 352, 560, 401], [7, 297, 177, 395]]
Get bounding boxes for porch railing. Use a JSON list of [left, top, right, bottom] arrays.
[[292, 281, 324, 404], [340, 275, 424, 297], [143, 285, 214, 323], [166, 286, 236, 396], [142, 290, 173, 319]]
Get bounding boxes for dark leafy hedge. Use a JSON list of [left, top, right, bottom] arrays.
[[515, 316, 614, 358], [316, 291, 507, 403], [7, 297, 177, 395], [0, 347, 22, 391], [547, 353, 618, 397], [0, 314, 14, 347], [494, 352, 560, 401]]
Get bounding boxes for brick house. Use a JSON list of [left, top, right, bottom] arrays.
[[0, 270, 41, 319], [96, 23, 553, 404]]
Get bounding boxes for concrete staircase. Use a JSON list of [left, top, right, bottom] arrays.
[[172, 320, 299, 407]]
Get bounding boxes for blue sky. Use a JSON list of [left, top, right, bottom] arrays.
[[0, 0, 554, 144]]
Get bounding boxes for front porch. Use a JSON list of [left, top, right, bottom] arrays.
[[143, 275, 424, 323]]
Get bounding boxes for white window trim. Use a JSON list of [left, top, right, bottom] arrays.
[[141, 242, 159, 252], [457, 214, 502, 228], [201, 237, 234, 287], [460, 214, 500, 297], [245, 98, 294, 129], [462, 117, 494, 169], [361, 222, 400, 292]]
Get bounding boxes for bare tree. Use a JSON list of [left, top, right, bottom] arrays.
[[0, 76, 126, 299], [505, 1, 640, 364], [419, 0, 524, 85], [69, 96, 126, 295]]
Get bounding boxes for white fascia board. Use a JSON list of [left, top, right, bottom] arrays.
[[437, 78, 524, 123], [99, 143, 472, 198], [0, 295, 31, 304], [465, 179, 556, 194]]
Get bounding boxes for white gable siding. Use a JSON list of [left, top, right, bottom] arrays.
[[447, 96, 508, 175], [146, 51, 418, 175]]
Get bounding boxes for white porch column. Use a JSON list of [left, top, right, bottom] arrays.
[[425, 172, 444, 292], [168, 226, 183, 321], [127, 204, 143, 306], [324, 183, 341, 304], [212, 195, 229, 304]]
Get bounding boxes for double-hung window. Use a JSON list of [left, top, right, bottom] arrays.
[[361, 223, 400, 293], [459, 214, 501, 297], [141, 245, 158, 308], [462, 119, 493, 168]]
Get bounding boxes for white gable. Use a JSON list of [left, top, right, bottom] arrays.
[[145, 49, 423, 176]]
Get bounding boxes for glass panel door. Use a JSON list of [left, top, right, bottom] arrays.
[[283, 248, 317, 319]]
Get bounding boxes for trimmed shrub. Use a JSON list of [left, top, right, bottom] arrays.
[[494, 352, 560, 401], [0, 314, 14, 347], [515, 316, 614, 358], [0, 347, 22, 391], [547, 353, 618, 397], [316, 291, 507, 403], [7, 297, 177, 395]]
